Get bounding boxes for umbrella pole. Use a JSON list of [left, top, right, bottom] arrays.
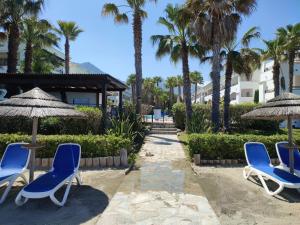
[[288, 116, 294, 174], [29, 117, 38, 182]]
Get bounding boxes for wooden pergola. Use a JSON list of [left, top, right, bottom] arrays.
[[0, 73, 127, 129]]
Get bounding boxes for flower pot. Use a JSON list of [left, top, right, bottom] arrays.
[[194, 154, 200, 165], [100, 157, 107, 168], [114, 156, 121, 167], [120, 148, 128, 167], [86, 158, 93, 168], [107, 156, 114, 167], [41, 158, 49, 168], [35, 158, 41, 168], [93, 157, 100, 168], [80, 158, 86, 168]]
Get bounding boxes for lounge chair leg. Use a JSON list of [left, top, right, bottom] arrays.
[[15, 192, 29, 206], [75, 172, 82, 186], [50, 176, 74, 207], [0, 180, 15, 204], [243, 166, 253, 179], [257, 174, 284, 196]]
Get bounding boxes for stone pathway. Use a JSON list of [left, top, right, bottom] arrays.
[[97, 134, 220, 225]]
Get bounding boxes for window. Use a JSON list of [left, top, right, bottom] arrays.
[[281, 77, 286, 91], [241, 89, 253, 97], [0, 57, 6, 66], [73, 98, 90, 106]]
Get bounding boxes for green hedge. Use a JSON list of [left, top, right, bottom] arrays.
[[0, 134, 131, 158], [172, 103, 278, 132], [0, 106, 102, 135], [187, 133, 295, 160]]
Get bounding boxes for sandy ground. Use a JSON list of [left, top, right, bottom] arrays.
[[0, 170, 125, 225], [192, 166, 300, 225]]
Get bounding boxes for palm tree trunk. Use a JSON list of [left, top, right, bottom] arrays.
[[133, 11, 143, 115], [7, 23, 20, 73], [24, 41, 33, 73], [273, 61, 280, 97], [131, 84, 135, 105], [223, 59, 233, 132], [211, 20, 221, 133], [65, 38, 70, 74], [194, 83, 197, 104], [288, 50, 295, 93], [182, 41, 192, 132]]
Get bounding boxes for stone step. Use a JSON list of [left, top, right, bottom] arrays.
[[151, 123, 176, 128], [151, 128, 177, 132], [149, 130, 178, 134]]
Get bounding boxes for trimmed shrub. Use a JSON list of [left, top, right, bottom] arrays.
[[0, 106, 102, 135], [173, 103, 278, 132], [0, 134, 131, 158], [187, 133, 295, 160]]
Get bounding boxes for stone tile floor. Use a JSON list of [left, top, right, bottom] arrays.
[[97, 134, 220, 225]]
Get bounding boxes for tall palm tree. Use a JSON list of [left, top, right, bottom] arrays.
[[188, 0, 257, 132], [165, 76, 177, 108], [102, 0, 157, 115], [261, 38, 285, 97], [190, 71, 203, 103], [277, 23, 300, 92], [176, 75, 183, 102], [56, 21, 83, 74], [222, 27, 261, 131], [151, 4, 204, 132], [0, 0, 44, 73], [153, 76, 162, 87], [21, 17, 59, 73], [126, 74, 136, 105]]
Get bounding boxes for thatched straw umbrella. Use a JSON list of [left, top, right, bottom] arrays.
[[0, 87, 85, 181], [242, 92, 300, 174]]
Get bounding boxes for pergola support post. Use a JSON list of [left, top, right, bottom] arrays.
[[101, 83, 107, 133], [29, 117, 38, 182], [119, 90, 123, 117], [96, 91, 100, 108]]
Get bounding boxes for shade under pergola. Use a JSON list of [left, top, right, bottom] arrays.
[[0, 87, 85, 181], [242, 92, 300, 174]]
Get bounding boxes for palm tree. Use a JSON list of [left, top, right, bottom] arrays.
[[222, 27, 261, 131], [277, 23, 300, 92], [102, 0, 157, 115], [21, 17, 59, 73], [151, 4, 204, 132], [165, 76, 177, 108], [188, 0, 257, 132], [176, 75, 183, 102], [190, 71, 203, 103], [0, 0, 44, 73], [126, 74, 136, 105], [153, 76, 162, 87], [261, 38, 285, 97], [56, 21, 83, 74], [143, 77, 155, 104]]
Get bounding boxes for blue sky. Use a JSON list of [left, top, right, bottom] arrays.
[[41, 0, 300, 83]]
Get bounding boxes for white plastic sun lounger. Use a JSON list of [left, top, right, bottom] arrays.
[[0, 143, 30, 204], [15, 143, 81, 206], [244, 142, 300, 196]]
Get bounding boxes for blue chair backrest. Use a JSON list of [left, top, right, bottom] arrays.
[[276, 142, 300, 167], [53, 144, 81, 172], [244, 142, 271, 167], [0, 143, 30, 170]]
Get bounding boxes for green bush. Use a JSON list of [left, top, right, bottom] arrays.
[[187, 133, 296, 159], [0, 106, 102, 135], [0, 134, 131, 158], [172, 103, 278, 132]]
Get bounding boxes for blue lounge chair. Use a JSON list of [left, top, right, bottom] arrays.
[[15, 143, 81, 206], [244, 142, 300, 196], [276, 141, 300, 176], [0, 143, 30, 204]]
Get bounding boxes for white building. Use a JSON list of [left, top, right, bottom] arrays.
[[194, 60, 300, 104]]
